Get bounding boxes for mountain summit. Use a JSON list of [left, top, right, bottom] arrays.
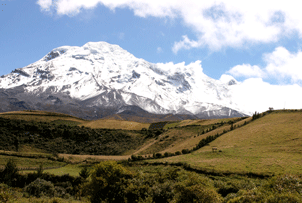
[[0, 41, 246, 119]]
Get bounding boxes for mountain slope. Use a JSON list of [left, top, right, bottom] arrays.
[[151, 110, 302, 174], [0, 41, 247, 119]]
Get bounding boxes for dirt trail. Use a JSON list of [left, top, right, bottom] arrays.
[[59, 153, 131, 163], [132, 140, 157, 155]]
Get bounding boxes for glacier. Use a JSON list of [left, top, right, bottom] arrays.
[[0, 41, 249, 119]]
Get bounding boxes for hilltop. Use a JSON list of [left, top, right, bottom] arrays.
[[148, 110, 302, 175], [1, 109, 302, 176]]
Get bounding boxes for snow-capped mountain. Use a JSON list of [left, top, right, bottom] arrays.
[[0, 41, 248, 119]]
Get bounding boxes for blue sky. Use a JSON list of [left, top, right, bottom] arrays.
[[1, 0, 302, 88]]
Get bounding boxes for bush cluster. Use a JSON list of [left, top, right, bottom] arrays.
[[81, 161, 222, 203], [1, 159, 301, 202], [0, 117, 146, 155], [80, 161, 302, 203], [0, 159, 84, 197]]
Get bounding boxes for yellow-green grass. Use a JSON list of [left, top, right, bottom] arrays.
[[0, 110, 86, 124], [0, 184, 88, 203], [43, 164, 86, 176], [0, 155, 65, 169], [58, 153, 130, 163], [81, 119, 150, 130], [163, 121, 181, 129], [177, 117, 244, 127], [138, 117, 251, 155], [148, 112, 302, 175], [8, 197, 87, 203], [16, 145, 49, 154], [0, 147, 50, 156], [162, 117, 245, 130], [0, 110, 150, 130]]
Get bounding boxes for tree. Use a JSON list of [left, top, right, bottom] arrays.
[[14, 137, 19, 152], [230, 124, 234, 131], [37, 163, 43, 177], [82, 161, 132, 203], [182, 149, 189, 154], [79, 166, 90, 179], [25, 178, 55, 197], [1, 159, 18, 186]]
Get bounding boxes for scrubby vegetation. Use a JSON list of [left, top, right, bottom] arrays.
[[0, 117, 157, 155], [1, 159, 301, 203], [0, 109, 302, 202]]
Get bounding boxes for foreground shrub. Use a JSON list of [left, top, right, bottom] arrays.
[[0, 183, 18, 203], [25, 178, 55, 197], [214, 179, 257, 197], [79, 166, 90, 180], [225, 174, 302, 203], [265, 174, 302, 194], [181, 149, 189, 154], [175, 184, 222, 203], [266, 192, 302, 203], [174, 172, 222, 203], [1, 159, 18, 186], [124, 175, 153, 203], [82, 161, 133, 203], [226, 188, 265, 203]]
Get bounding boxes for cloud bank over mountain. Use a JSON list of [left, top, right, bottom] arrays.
[[228, 47, 302, 85], [34, 1, 302, 113], [37, 0, 302, 52]]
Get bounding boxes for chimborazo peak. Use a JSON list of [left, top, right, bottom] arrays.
[[0, 41, 248, 120]]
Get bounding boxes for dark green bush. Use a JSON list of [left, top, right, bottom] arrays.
[[155, 153, 162, 158], [25, 178, 55, 197], [0, 183, 18, 202], [0, 159, 18, 187], [181, 149, 189, 154], [164, 152, 170, 157], [82, 161, 133, 203], [175, 184, 222, 203], [265, 192, 302, 203], [79, 166, 90, 180], [265, 174, 302, 194]]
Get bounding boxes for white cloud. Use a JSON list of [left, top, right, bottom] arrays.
[[219, 74, 237, 84], [228, 47, 302, 84], [264, 47, 302, 82], [36, 0, 302, 52], [37, 0, 52, 11], [230, 78, 302, 114], [227, 64, 265, 78], [226, 47, 302, 113], [157, 47, 163, 54]]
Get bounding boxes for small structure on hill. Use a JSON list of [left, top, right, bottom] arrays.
[[212, 147, 217, 152]]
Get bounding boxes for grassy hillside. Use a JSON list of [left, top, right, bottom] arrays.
[[148, 111, 302, 175], [0, 110, 85, 125], [2, 110, 302, 202], [3, 109, 302, 176], [0, 110, 151, 130], [0, 110, 248, 157], [81, 119, 150, 130], [0, 116, 153, 157], [137, 117, 248, 155]]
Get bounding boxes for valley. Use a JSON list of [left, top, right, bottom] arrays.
[[0, 109, 301, 202]]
